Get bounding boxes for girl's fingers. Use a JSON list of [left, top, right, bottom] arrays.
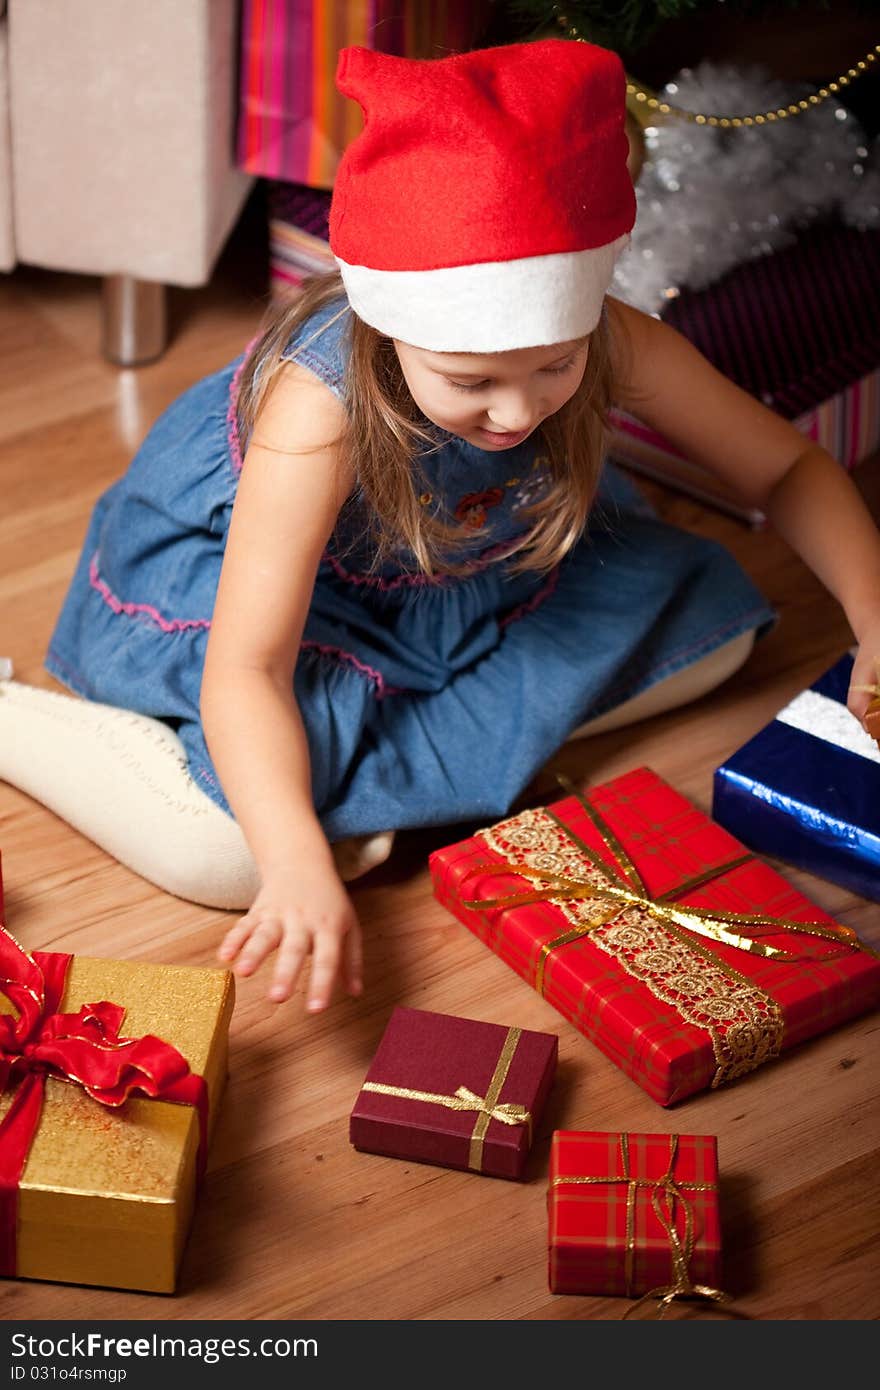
[[848, 652, 879, 722], [233, 918, 283, 975], [343, 919, 364, 996], [306, 932, 344, 1013], [849, 689, 870, 721], [218, 901, 363, 1011], [268, 929, 310, 1004], [217, 915, 259, 962]]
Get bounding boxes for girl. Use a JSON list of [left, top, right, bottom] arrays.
[[3, 40, 880, 1013]]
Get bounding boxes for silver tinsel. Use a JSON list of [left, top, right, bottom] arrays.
[[612, 61, 880, 315]]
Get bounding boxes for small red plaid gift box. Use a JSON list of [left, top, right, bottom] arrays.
[[429, 767, 880, 1105], [548, 1130, 723, 1302], [349, 1006, 557, 1180]]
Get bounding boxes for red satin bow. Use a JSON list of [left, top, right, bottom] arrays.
[[0, 926, 208, 1276]]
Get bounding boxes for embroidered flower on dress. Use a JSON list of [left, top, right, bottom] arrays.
[[454, 488, 505, 529]]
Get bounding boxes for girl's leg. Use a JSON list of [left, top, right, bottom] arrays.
[[568, 629, 755, 739], [304, 632, 752, 864], [0, 632, 752, 904], [0, 677, 393, 909]]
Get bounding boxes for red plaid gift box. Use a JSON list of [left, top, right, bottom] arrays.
[[548, 1130, 723, 1303], [429, 767, 880, 1105]]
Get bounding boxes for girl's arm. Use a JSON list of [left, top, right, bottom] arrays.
[[201, 360, 359, 1009], [609, 297, 880, 721]]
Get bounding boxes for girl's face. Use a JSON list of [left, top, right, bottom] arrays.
[[393, 337, 589, 450]]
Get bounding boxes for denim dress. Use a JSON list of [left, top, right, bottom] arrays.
[[47, 296, 775, 840]]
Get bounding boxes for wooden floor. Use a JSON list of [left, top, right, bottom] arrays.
[[1, 215, 878, 1322]]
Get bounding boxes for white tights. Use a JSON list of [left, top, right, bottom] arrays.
[[0, 630, 754, 911]]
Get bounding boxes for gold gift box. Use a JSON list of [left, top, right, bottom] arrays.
[[0, 955, 234, 1293]]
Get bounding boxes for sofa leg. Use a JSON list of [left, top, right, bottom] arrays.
[[101, 275, 167, 366]]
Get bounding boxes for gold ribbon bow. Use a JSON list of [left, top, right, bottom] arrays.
[[551, 1133, 732, 1319], [463, 779, 867, 996], [361, 1025, 531, 1172]]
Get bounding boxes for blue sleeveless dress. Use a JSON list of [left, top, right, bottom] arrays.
[[47, 296, 775, 840]]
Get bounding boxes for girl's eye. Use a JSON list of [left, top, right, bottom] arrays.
[[446, 357, 576, 392]]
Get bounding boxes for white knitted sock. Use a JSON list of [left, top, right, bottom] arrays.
[[0, 676, 394, 908]]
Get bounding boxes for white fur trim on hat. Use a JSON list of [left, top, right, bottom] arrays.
[[335, 236, 630, 352]]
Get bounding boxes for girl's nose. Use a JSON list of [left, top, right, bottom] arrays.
[[487, 389, 535, 434]]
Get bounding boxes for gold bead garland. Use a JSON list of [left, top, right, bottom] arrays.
[[552, 8, 878, 128]]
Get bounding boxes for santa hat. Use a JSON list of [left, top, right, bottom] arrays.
[[329, 39, 635, 353]]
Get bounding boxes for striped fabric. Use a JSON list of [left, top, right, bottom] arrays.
[[268, 181, 334, 295], [238, 0, 488, 191], [609, 224, 880, 523]]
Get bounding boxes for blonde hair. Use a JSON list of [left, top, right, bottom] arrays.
[[236, 268, 616, 577]]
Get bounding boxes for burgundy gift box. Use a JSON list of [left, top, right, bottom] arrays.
[[349, 1006, 558, 1180]]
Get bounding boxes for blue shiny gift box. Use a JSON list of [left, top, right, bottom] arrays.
[[712, 653, 880, 903]]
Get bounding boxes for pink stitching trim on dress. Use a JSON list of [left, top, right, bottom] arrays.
[[197, 767, 220, 792], [499, 565, 560, 629], [89, 553, 212, 633], [89, 555, 400, 695], [300, 640, 399, 698], [322, 552, 442, 591], [322, 534, 531, 591], [227, 336, 263, 475]]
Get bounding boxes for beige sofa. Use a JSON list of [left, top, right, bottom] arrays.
[[1, 0, 252, 362]]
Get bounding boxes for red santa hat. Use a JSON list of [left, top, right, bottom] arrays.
[[329, 38, 636, 353]]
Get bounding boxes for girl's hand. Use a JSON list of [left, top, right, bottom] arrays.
[[847, 622, 880, 728], [217, 861, 363, 1010]]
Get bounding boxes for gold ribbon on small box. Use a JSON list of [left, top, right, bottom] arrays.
[[362, 1024, 531, 1173], [551, 1133, 730, 1319]]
